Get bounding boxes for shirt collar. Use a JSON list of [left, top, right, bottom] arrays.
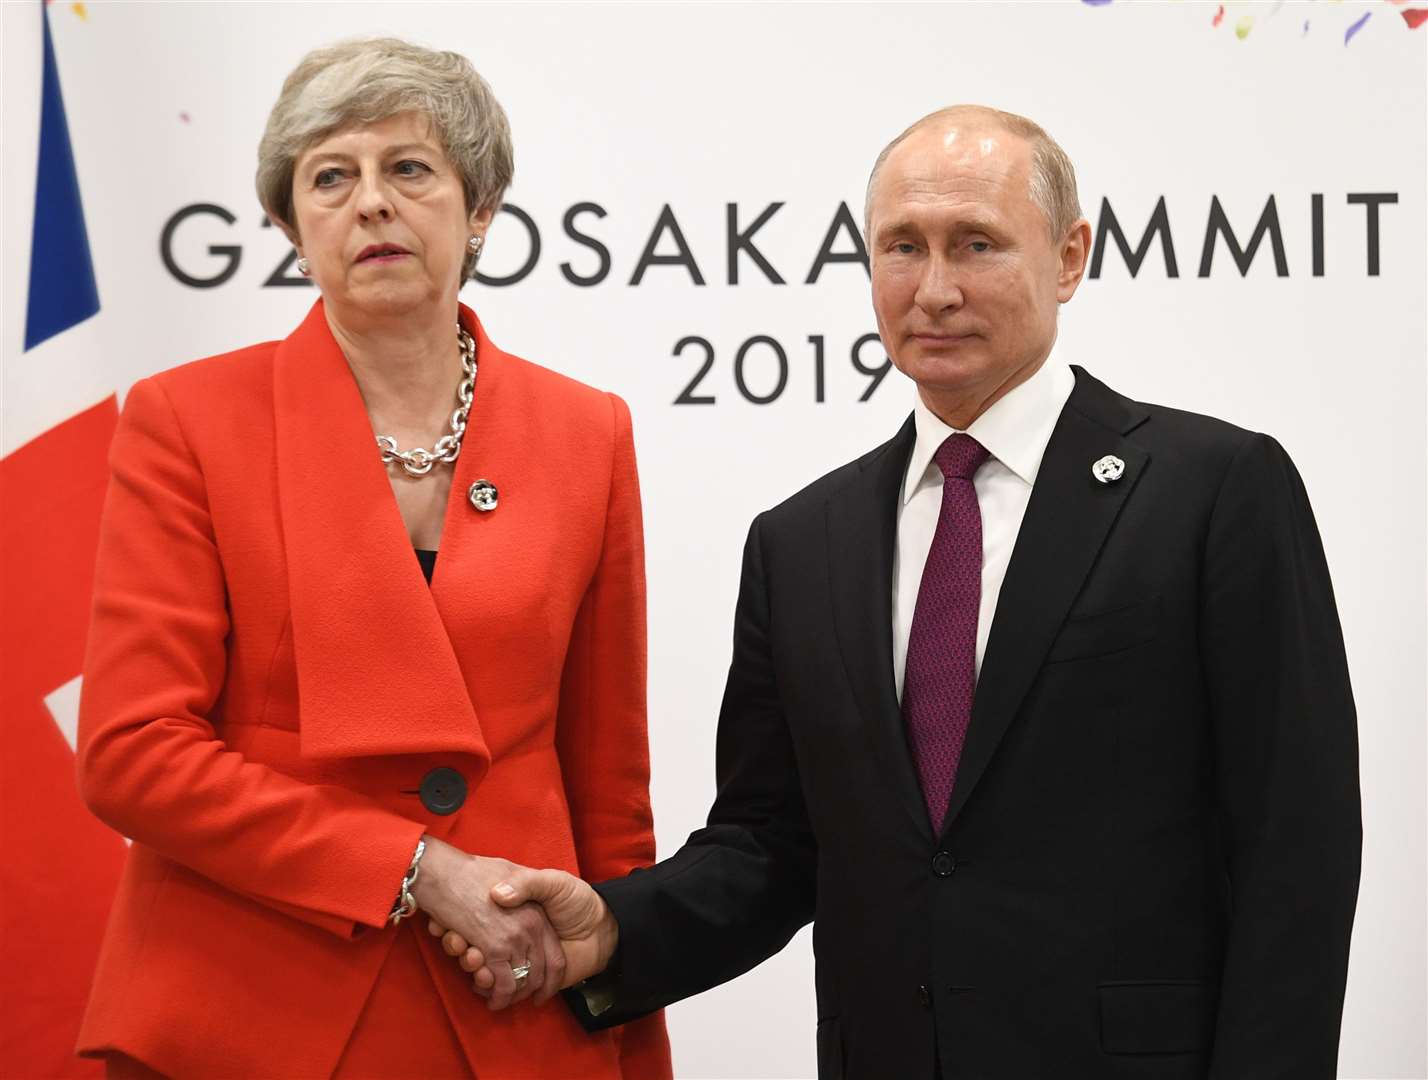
[[901, 348, 1075, 506]]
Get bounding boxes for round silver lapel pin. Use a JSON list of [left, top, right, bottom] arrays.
[[1091, 455, 1126, 484], [468, 480, 499, 512]]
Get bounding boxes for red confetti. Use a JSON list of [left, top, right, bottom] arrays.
[[1212, 4, 1225, 27], [1402, 8, 1428, 28]]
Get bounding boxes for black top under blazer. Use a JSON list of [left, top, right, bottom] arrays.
[[573, 367, 1361, 1080]]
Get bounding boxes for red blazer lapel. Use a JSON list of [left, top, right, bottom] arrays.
[[427, 306, 549, 706], [428, 308, 508, 684], [273, 299, 489, 766]]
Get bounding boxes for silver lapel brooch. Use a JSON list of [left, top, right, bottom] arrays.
[[1091, 455, 1126, 484]]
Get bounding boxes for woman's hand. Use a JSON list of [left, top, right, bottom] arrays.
[[428, 866, 619, 1005], [407, 837, 567, 1008]]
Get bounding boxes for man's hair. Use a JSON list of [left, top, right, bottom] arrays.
[[256, 37, 513, 281], [863, 105, 1082, 241]]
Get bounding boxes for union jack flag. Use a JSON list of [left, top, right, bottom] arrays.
[[2, 3, 126, 1075]]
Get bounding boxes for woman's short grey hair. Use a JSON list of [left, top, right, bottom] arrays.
[[864, 105, 1082, 242], [256, 37, 513, 281]]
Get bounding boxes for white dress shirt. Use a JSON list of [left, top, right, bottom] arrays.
[[892, 354, 1075, 702]]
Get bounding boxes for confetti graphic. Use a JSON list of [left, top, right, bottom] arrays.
[[1081, 0, 1424, 40]]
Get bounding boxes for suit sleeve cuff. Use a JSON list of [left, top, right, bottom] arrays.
[[562, 938, 625, 1029], [561, 875, 665, 1031]]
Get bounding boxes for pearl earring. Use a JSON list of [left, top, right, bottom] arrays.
[[296, 256, 310, 276]]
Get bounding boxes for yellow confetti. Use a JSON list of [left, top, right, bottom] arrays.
[[71, 2, 88, 19], [1235, 14, 1254, 38]]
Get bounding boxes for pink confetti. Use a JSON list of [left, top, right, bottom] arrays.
[[179, 112, 191, 124], [1212, 5, 1225, 27], [1344, 10, 1371, 43]]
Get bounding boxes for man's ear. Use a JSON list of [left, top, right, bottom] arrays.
[[1056, 218, 1093, 303]]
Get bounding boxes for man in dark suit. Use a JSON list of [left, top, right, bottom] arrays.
[[441, 105, 1362, 1079]]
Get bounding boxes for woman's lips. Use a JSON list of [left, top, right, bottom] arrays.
[[355, 244, 412, 263]]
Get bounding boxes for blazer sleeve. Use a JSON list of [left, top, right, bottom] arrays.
[[553, 393, 670, 1078], [568, 510, 818, 1030], [76, 376, 427, 939], [1199, 433, 1362, 1079]]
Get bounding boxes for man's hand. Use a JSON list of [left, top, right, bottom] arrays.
[[407, 837, 566, 1008], [428, 866, 619, 1005]]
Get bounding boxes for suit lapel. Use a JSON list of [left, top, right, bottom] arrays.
[[826, 415, 934, 841], [942, 367, 1150, 831], [425, 312, 539, 718], [273, 299, 489, 763]]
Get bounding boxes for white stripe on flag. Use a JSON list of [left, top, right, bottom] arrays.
[[43, 673, 82, 753], [1, 2, 114, 457], [0, 2, 43, 371]]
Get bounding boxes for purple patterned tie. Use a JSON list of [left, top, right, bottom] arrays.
[[903, 433, 990, 833]]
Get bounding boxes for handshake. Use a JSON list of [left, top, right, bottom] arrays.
[[409, 837, 619, 1011]]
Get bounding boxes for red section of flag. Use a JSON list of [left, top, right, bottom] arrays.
[[1402, 8, 1428, 29], [1, 398, 124, 1078]]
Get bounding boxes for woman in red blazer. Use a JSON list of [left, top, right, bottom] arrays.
[[75, 37, 670, 1079]]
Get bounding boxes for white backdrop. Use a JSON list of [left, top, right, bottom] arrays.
[[3, 2, 1424, 1077]]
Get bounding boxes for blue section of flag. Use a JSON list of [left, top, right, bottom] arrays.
[[23, 1, 99, 352]]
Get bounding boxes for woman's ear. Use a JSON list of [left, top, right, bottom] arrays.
[[468, 206, 494, 241], [267, 210, 301, 251]]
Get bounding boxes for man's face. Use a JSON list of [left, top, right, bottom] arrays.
[[868, 122, 1080, 411]]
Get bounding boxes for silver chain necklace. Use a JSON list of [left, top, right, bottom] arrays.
[[375, 325, 477, 478]]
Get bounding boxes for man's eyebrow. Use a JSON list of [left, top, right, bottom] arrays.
[[874, 219, 919, 242], [874, 214, 1005, 242], [954, 214, 1004, 236]]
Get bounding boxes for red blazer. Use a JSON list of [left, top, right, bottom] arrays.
[[75, 299, 671, 1079]]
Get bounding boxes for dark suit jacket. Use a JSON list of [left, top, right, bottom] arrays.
[[573, 368, 1361, 1080]]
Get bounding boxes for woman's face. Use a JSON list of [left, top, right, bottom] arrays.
[[289, 110, 490, 320]]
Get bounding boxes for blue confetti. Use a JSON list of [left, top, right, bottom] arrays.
[[1344, 10, 1371, 44]]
